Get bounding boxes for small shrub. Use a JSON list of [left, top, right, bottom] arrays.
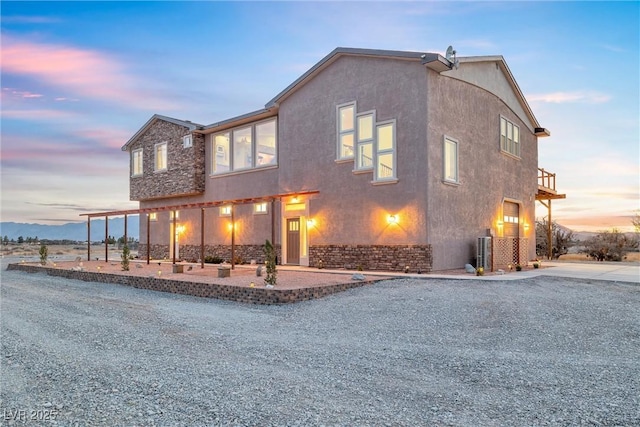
[[204, 255, 224, 264], [39, 244, 48, 265], [121, 245, 130, 271], [515, 264, 522, 271], [476, 267, 484, 276], [264, 239, 277, 287]]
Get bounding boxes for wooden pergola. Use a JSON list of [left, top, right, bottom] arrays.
[[80, 190, 319, 269], [536, 168, 566, 260]]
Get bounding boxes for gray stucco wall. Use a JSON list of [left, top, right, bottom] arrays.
[[278, 55, 430, 246], [426, 67, 538, 270]]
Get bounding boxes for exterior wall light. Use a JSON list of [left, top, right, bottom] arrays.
[[307, 218, 315, 227], [523, 223, 530, 231], [497, 220, 504, 227], [387, 214, 398, 225]]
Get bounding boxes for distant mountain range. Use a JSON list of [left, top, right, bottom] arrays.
[[0, 216, 140, 242]]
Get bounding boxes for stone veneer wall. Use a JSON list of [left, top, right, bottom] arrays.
[[310, 244, 432, 273], [129, 121, 206, 201], [138, 244, 282, 264], [7, 264, 383, 305]]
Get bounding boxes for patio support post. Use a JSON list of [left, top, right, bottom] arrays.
[[124, 214, 128, 246], [105, 216, 108, 263], [271, 199, 276, 250], [547, 200, 553, 260], [200, 208, 205, 269], [172, 211, 177, 265], [87, 218, 91, 261], [231, 205, 235, 270], [146, 213, 150, 265]]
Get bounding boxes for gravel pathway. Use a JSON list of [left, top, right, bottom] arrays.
[[1, 260, 639, 426]]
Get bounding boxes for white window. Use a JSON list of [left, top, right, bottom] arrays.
[[443, 136, 459, 183], [500, 116, 520, 157], [170, 210, 179, 220], [254, 202, 268, 214], [213, 133, 230, 173], [154, 142, 167, 171], [131, 148, 143, 176], [337, 102, 355, 160], [374, 120, 396, 182], [183, 134, 193, 148], [219, 205, 232, 216], [149, 213, 157, 221], [233, 126, 252, 170], [211, 118, 277, 175], [355, 112, 374, 170]]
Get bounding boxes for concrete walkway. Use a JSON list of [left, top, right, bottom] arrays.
[[423, 261, 640, 283]]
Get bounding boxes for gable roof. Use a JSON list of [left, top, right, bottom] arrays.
[[121, 114, 204, 151], [265, 47, 451, 108]]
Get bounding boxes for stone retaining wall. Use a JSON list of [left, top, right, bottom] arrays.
[[6, 264, 379, 305], [309, 244, 432, 273]]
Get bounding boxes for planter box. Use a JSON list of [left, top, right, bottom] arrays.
[[218, 266, 231, 278]]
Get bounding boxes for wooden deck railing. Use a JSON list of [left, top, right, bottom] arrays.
[[538, 168, 557, 192]]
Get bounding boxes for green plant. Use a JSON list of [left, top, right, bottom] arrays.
[[121, 245, 130, 271], [476, 267, 484, 276], [39, 244, 48, 265], [533, 261, 540, 269], [515, 264, 522, 271], [204, 255, 224, 264], [264, 239, 277, 287]]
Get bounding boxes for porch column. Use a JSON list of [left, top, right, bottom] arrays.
[[104, 216, 108, 263], [146, 213, 151, 265], [231, 205, 235, 270], [172, 211, 177, 265], [124, 214, 128, 246], [200, 208, 205, 269], [87, 218, 91, 261]]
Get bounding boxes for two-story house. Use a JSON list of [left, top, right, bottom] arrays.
[[112, 47, 558, 272]]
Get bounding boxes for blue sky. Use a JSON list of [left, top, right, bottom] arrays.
[[1, 1, 638, 231]]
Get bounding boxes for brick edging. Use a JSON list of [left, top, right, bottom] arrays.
[[6, 263, 385, 305]]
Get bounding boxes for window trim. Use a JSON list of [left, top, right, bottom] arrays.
[[183, 134, 193, 148], [354, 110, 375, 171], [443, 135, 459, 184], [373, 119, 397, 183], [500, 116, 521, 158], [131, 148, 143, 177], [336, 101, 356, 161], [210, 117, 278, 176], [254, 202, 268, 215], [154, 142, 168, 172]]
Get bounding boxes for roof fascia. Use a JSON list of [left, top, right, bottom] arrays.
[[198, 108, 277, 135], [121, 114, 204, 151], [458, 56, 546, 133], [266, 47, 442, 108]]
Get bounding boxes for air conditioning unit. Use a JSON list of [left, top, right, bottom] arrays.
[[477, 237, 492, 270]]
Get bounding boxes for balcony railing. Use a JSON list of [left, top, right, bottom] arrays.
[[538, 168, 557, 192]]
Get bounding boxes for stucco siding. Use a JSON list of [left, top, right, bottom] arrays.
[[427, 68, 538, 270], [277, 55, 429, 245]]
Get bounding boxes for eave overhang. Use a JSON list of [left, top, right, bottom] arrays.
[[121, 114, 204, 151]]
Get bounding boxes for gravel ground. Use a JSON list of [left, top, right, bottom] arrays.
[[1, 257, 639, 426]]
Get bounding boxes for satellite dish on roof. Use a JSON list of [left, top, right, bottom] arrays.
[[445, 45, 459, 70]]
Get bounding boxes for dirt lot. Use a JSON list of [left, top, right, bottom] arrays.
[[1, 256, 639, 426]]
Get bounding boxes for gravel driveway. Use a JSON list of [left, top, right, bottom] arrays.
[[1, 259, 639, 426]]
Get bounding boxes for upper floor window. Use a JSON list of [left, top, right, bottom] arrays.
[[443, 136, 459, 183], [355, 112, 374, 171], [154, 142, 167, 171], [183, 134, 193, 148], [500, 116, 520, 157], [337, 102, 355, 160], [219, 205, 232, 216], [211, 118, 277, 175], [149, 212, 157, 221], [131, 148, 143, 176], [375, 120, 396, 182], [170, 210, 180, 220]]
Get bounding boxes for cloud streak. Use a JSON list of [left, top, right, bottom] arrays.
[[1, 35, 178, 110], [527, 90, 612, 104]]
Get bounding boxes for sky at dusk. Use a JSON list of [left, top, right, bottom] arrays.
[[1, 1, 638, 232]]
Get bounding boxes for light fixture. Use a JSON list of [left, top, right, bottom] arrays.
[[523, 223, 530, 231], [307, 218, 315, 227], [292, 196, 299, 203], [387, 214, 398, 225], [497, 220, 504, 227]]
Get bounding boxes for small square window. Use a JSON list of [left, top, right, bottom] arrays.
[[254, 202, 268, 214], [219, 205, 232, 216], [149, 213, 157, 221], [183, 135, 193, 148], [170, 211, 179, 220]]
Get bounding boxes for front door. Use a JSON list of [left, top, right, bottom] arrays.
[[503, 201, 520, 264], [286, 218, 300, 265]]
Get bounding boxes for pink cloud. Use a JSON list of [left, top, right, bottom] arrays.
[[1, 35, 177, 110], [527, 90, 612, 104]]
